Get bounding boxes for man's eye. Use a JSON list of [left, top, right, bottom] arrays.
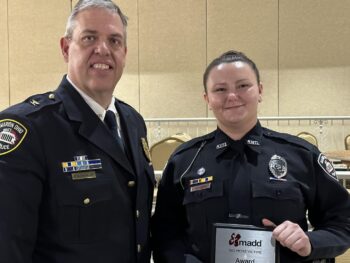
[[111, 38, 123, 47], [82, 36, 95, 42]]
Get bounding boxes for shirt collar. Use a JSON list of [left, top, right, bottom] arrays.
[[214, 121, 263, 157], [66, 76, 116, 121]]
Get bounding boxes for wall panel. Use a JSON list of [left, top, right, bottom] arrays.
[[279, 0, 350, 116], [138, 0, 207, 118], [207, 0, 279, 117], [0, 0, 9, 110], [113, 0, 140, 110], [8, 1, 69, 105]]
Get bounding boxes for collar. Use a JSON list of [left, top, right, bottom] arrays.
[[66, 76, 117, 122], [214, 122, 263, 157]]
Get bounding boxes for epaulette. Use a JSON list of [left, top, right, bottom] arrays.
[[8, 92, 61, 117], [172, 131, 216, 156], [262, 127, 316, 151]]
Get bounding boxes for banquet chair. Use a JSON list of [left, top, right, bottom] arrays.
[[150, 133, 191, 171], [296, 132, 318, 147], [345, 134, 350, 150]]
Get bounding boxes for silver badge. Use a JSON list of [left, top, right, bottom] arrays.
[[269, 154, 287, 179], [197, 167, 206, 175]]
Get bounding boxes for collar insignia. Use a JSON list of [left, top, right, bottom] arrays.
[[246, 139, 260, 146], [216, 142, 227, 149]]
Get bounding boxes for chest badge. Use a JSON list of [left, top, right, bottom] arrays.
[[269, 154, 287, 179]]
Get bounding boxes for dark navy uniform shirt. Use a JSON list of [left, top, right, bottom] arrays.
[[0, 76, 155, 263], [152, 122, 350, 263]]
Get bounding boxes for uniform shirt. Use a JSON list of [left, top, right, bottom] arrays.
[[0, 76, 155, 263], [152, 122, 350, 263]]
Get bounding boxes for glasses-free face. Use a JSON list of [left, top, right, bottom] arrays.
[[60, 7, 127, 107], [204, 61, 263, 136]]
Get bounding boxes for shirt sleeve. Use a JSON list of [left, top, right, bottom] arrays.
[[306, 151, 350, 259], [0, 114, 45, 262]]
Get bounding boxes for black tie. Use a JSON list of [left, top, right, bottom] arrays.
[[104, 110, 125, 151]]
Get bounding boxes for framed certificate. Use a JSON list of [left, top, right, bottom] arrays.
[[211, 223, 279, 263]]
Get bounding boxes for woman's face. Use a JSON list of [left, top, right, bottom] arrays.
[[204, 61, 263, 132]]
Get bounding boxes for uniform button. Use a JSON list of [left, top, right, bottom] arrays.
[[83, 198, 90, 205], [136, 210, 140, 218], [48, 93, 55, 100], [128, 181, 136, 187], [137, 244, 142, 253]]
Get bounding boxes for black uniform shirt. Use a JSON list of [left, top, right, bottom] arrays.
[[152, 122, 350, 263]]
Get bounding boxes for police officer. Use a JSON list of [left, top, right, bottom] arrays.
[[151, 50, 350, 263], [0, 1, 155, 262]]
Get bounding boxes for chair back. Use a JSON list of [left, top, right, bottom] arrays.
[[150, 133, 191, 170], [296, 132, 318, 147], [345, 134, 350, 150]]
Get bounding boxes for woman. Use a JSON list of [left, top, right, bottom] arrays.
[[151, 50, 350, 262]]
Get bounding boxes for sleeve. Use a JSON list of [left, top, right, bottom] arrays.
[[151, 157, 187, 263], [306, 152, 350, 259], [0, 115, 45, 262]]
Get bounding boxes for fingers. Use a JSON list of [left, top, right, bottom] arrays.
[[262, 218, 277, 228], [263, 220, 312, 257]]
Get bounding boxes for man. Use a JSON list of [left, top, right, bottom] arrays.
[[0, 1, 155, 262]]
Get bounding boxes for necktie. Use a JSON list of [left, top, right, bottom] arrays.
[[104, 110, 125, 151]]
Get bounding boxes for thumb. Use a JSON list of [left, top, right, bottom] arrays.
[[262, 218, 277, 228]]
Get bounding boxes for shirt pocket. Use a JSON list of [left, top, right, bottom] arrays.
[[55, 179, 113, 243], [251, 180, 306, 225], [183, 180, 224, 205]]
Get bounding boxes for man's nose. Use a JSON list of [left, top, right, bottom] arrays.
[[94, 40, 110, 56]]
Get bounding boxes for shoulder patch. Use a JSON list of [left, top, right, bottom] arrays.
[[0, 119, 28, 156], [317, 153, 338, 181]]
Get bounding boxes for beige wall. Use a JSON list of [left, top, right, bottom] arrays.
[[1, 0, 350, 119], [0, 0, 9, 109]]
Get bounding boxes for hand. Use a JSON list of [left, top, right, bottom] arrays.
[[262, 218, 312, 257]]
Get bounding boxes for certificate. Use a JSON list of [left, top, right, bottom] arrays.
[[211, 223, 279, 263]]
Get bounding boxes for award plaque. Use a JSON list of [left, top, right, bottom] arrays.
[[211, 223, 279, 263]]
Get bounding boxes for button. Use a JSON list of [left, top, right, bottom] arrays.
[[137, 244, 142, 253], [83, 198, 90, 205], [136, 210, 140, 218], [128, 181, 135, 187], [48, 93, 55, 100]]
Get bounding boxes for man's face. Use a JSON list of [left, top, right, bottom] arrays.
[[61, 7, 127, 100]]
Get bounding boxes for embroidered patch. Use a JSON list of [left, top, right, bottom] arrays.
[[318, 153, 337, 181], [0, 119, 28, 156]]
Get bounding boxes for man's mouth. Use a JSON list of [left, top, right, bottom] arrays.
[[91, 63, 111, 70]]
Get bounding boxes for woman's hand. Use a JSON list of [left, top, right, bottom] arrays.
[[262, 218, 312, 257]]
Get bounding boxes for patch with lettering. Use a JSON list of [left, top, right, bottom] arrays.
[[0, 119, 28, 156], [318, 153, 337, 181]]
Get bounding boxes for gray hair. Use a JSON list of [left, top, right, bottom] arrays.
[[64, 0, 128, 44]]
